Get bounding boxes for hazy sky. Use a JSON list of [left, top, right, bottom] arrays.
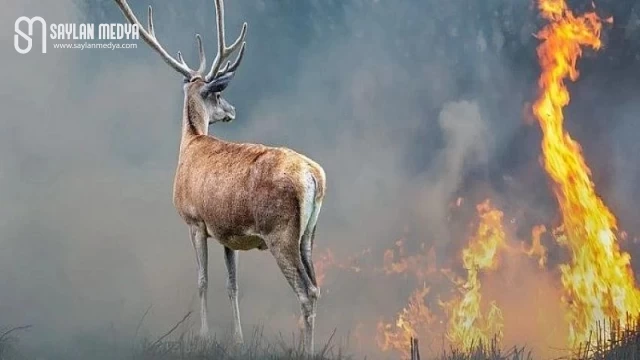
[[2, 0, 640, 359]]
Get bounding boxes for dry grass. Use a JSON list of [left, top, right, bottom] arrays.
[[134, 326, 351, 360], [1, 318, 639, 360], [436, 337, 532, 360], [432, 317, 640, 360], [128, 310, 351, 360], [567, 317, 640, 360]]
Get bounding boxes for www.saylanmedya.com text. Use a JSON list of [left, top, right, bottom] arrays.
[[52, 42, 138, 50]]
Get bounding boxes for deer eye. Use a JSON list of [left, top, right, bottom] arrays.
[[215, 93, 221, 101]]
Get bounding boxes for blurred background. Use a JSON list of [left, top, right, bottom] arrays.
[[1, 0, 640, 358]]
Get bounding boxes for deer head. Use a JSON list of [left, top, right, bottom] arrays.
[[115, 0, 247, 124]]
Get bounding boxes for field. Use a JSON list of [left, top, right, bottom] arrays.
[[1, 320, 639, 360]]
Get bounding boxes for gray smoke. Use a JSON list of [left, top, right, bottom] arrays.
[[1, 0, 639, 359]]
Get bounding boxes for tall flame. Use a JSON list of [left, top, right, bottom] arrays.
[[532, 0, 640, 345], [444, 199, 506, 349]]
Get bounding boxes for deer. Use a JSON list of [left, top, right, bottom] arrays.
[[114, 0, 326, 355]]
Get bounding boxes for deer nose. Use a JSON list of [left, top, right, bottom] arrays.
[[226, 107, 236, 121]]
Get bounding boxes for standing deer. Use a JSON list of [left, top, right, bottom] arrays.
[[114, 0, 326, 355]]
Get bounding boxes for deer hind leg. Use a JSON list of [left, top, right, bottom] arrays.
[[300, 226, 317, 287], [300, 199, 322, 289], [189, 224, 209, 336], [223, 246, 244, 344], [266, 226, 319, 356]]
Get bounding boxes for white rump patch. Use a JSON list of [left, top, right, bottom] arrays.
[[300, 170, 316, 238]]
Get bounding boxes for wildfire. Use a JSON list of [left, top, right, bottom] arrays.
[[376, 285, 439, 359], [314, 247, 369, 287], [376, 200, 510, 357], [523, 224, 548, 269], [381, 240, 438, 282], [443, 199, 506, 349], [532, 0, 640, 345]]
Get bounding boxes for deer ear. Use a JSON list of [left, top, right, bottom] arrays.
[[201, 72, 235, 95]]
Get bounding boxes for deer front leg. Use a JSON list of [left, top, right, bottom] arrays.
[[189, 224, 209, 336], [223, 246, 244, 344]]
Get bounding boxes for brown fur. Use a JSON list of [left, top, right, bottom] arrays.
[[172, 81, 326, 251]]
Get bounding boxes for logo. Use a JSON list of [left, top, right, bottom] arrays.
[[14, 16, 47, 54], [14, 17, 139, 54]]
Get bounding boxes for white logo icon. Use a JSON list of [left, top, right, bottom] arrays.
[[14, 16, 47, 54]]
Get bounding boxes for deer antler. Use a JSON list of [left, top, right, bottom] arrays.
[[114, 0, 207, 79], [115, 0, 246, 82], [204, 0, 247, 82]]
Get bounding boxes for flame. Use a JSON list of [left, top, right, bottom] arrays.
[[524, 224, 548, 269], [314, 247, 368, 287], [443, 199, 506, 349], [376, 200, 510, 357], [376, 285, 439, 359], [532, 0, 640, 346], [381, 240, 437, 281]]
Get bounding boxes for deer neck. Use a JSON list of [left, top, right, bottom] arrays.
[[179, 91, 210, 152]]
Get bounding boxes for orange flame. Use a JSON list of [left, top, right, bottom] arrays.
[[523, 224, 548, 269], [532, 0, 640, 346], [376, 285, 439, 359], [381, 240, 437, 282], [443, 199, 506, 349], [314, 247, 368, 287]]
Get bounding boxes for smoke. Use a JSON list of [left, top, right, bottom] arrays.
[[1, 0, 639, 359], [412, 101, 490, 249]]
